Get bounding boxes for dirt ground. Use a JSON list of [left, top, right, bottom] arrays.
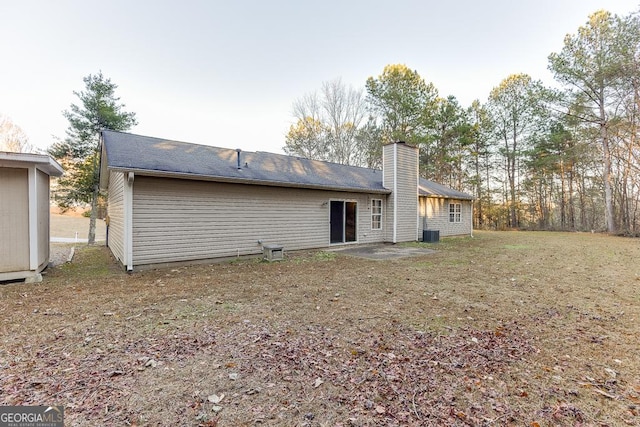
[[1, 231, 639, 426]]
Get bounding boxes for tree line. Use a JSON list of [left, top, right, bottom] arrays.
[[283, 9, 640, 235]]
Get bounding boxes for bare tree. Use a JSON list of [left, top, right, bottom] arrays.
[[0, 115, 34, 153], [321, 78, 367, 165], [284, 78, 368, 166], [285, 92, 328, 160]]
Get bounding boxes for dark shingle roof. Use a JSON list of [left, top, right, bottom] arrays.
[[100, 130, 388, 193], [100, 130, 473, 200], [419, 178, 474, 200]]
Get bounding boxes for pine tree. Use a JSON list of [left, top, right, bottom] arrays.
[[49, 72, 137, 243]]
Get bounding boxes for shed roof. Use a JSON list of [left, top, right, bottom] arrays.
[[0, 151, 64, 176], [100, 130, 473, 200]]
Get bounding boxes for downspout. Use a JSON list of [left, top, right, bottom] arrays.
[[471, 201, 474, 238]]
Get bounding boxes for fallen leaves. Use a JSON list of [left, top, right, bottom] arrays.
[[5, 232, 640, 426], [25, 318, 534, 425], [209, 320, 538, 425], [1, 328, 218, 424]]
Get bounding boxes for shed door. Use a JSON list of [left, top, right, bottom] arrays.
[[0, 168, 30, 272]]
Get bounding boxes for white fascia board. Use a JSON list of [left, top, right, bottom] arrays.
[[0, 152, 63, 176]]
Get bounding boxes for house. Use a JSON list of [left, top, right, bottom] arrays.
[[99, 130, 473, 271], [0, 152, 64, 282]]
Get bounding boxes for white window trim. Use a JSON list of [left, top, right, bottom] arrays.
[[329, 199, 359, 244], [371, 198, 382, 230], [449, 202, 461, 223]]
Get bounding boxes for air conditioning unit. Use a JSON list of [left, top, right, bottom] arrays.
[[422, 230, 440, 243]]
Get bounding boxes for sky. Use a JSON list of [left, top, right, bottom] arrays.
[[1, 0, 638, 155]]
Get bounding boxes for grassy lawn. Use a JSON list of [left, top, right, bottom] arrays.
[[1, 231, 639, 426]]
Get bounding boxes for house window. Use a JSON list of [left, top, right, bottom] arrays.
[[449, 202, 461, 223], [371, 199, 382, 230]]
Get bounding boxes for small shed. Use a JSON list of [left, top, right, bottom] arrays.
[[0, 152, 63, 282]]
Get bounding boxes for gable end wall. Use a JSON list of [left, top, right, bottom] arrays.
[[107, 171, 125, 264]]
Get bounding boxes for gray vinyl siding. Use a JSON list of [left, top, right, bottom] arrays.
[[0, 167, 29, 272], [36, 169, 49, 268], [394, 144, 418, 242], [382, 145, 395, 242], [382, 143, 419, 243], [131, 176, 386, 266], [107, 171, 125, 264], [420, 197, 473, 237]]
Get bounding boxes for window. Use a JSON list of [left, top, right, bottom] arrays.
[[449, 203, 461, 223], [371, 199, 382, 230]]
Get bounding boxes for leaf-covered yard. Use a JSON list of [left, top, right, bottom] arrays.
[[1, 231, 639, 426]]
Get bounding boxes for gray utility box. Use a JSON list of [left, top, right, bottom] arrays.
[[263, 244, 284, 261], [422, 230, 440, 243]]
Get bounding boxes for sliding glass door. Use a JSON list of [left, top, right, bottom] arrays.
[[330, 201, 357, 244]]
